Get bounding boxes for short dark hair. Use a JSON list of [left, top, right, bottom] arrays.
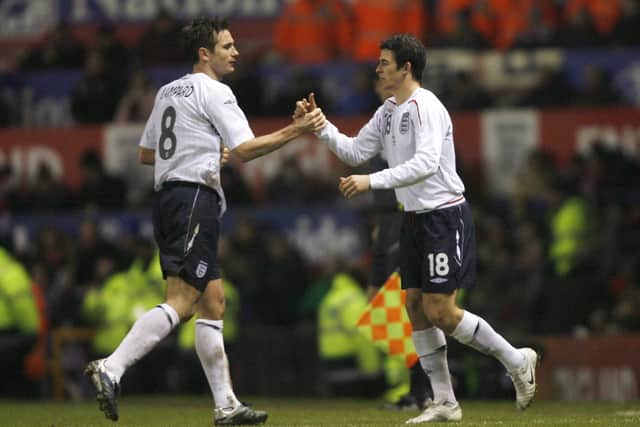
[[380, 34, 426, 82], [181, 17, 229, 63]]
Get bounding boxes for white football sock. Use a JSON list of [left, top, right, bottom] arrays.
[[104, 303, 179, 382], [413, 327, 456, 403], [450, 310, 525, 372], [195, 319, 240, 410]]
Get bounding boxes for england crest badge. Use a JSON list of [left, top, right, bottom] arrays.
[[399, 112, 410, 134], [195, 260, 208, 278]]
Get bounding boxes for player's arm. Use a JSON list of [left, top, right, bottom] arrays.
[[206, 88, 325, 163], [232, 108, 325, 162], [138, 99, 161, 166], [138, 147, 155, 165], [297, 93, 381, 167], [369, 100, 444, 190], [315, 108, 382, 167]]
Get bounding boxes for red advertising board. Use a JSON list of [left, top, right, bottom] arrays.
[[540, 108, 640, 167], [0, 108, 637, 194], [0, 126, 103, 189], [537, 335, 640, 401]]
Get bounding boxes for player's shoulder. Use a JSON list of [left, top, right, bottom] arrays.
[[379, 97, 397, 114], [410, 88, 449, 115], [410, 88, 440, 105]]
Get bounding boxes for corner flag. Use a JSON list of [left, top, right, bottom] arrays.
[[356, 272, 418, 368]]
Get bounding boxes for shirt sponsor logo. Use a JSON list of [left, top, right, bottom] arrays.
[[196, 260, 209, 279], [399, 112, 410, 134]]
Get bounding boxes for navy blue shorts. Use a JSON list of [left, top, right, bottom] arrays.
[[400, 201, 476, 293], [152, 181, 221, 292]]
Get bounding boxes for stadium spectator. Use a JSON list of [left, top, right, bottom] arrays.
[[0, 165, 15, 213], [317, 271, 385, 397], [611, 0, 640, 46], [224, 62, 265, 117], [136, 9, 184, 66], [518, 68, 576, 108], [556, 5, 607, 47], [266, 67, 329, 115], [0, 95, 14, 127], [0, 246, 40, 396], [84, 17, 324, 425], [255, 231, 309, 326], [563, 0, 620, 37], [74, 219, 123, 291], [20, 22, 86, 70], [512, 2, 560, 48], [222, 216, 268, 319], [22, 163, 71, 211], [430, 4, 491, 49], [574, 65, 623, 107], [94, 24, 131, 87], [115, 70, 156, 123], [76, 150, 126, 209], [487, 0, 559, 50], [273, 0, 351, 64], [348, 0, 427, 62], [219, 163, 254, 205], [265, 156, 308, 203], [70, 51, 122, 123], [546, 175, 594, 278], [442, 71, 493, 111]]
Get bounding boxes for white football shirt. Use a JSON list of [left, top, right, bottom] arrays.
[[139, 73, 255, 216], [317, 87, 465, 212]]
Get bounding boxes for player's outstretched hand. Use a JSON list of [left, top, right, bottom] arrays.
[[292, 92, 318, 119], [308, 92, 317, 110], [294, 107, 326, 133], [339, 175, 370, 199], [220, 146, 230, 167], [293, 100, 307, 119]]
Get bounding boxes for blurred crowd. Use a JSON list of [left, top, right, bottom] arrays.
[[0, 139, 638, 397], [1, 0, 639, 127]]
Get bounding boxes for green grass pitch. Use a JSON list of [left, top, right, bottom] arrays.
[[1, 396, 639, 426]]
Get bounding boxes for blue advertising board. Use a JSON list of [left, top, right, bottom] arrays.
[[0, 0, 282, 38], [5, 206, 363, 265]]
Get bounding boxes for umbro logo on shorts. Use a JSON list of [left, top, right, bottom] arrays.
[[195, 260, 208, 278], [430, 277, 448, 284]]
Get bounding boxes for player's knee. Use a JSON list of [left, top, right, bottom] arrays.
[[174, 304, 197, 323], [198, 295, 225, 320], [165, 298, 197, 323], [179, 308, 197, 323], [405, 292, 423, 319], [425, 309, 446, 329], [424, 302, 454, 330]]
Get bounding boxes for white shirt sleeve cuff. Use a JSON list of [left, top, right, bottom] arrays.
[[369, 172, 385, 190], [314, 121, 334, 139]]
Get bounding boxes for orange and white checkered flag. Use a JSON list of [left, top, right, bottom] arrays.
[[356, 272, 418, 368]]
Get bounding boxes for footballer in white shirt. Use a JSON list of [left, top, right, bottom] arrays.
[[85, 17, 324, 426], [298, 34, 538, 423]]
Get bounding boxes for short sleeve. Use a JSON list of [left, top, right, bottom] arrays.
[[202, 84, 254, 150]]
